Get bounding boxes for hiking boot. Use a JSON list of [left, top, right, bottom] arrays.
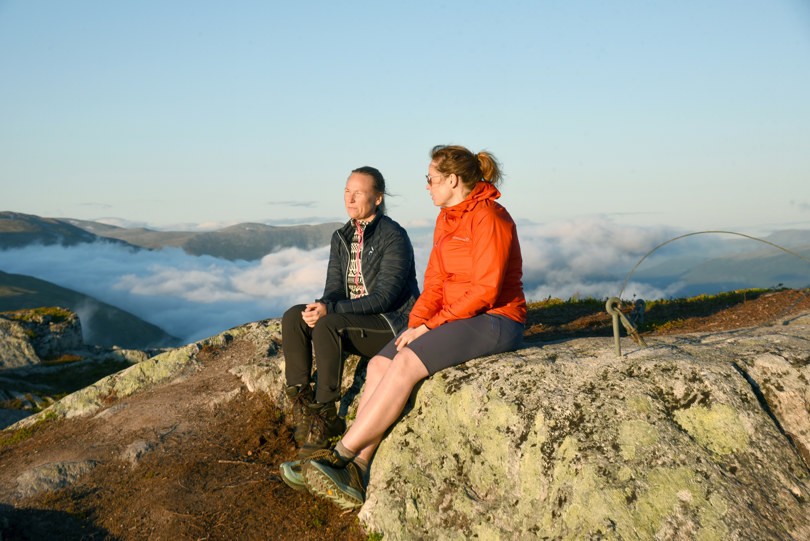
[[279, 449, 347, 494], [303, 458, 365, 510], [298, 402, 346, 458], [285, 384, 313, 446], [279, 460, 307, 492]]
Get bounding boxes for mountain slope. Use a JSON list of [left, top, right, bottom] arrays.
[[633, 236, 810, 297], [0, 212, 135, 250], [180, 222, 340, 260], [0, 270, 177, 348]]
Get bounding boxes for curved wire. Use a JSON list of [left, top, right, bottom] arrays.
[[618, 230, 810, 300]]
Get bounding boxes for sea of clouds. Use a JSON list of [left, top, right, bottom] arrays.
[[0, 217, 748, 344]]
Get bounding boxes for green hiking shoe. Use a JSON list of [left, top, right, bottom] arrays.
[[306, 447, 351, 468], [298, 401, 346, 458], [279, 460, 307, 492], [303, 459, 365, 510], [285, 384, 313, 446]]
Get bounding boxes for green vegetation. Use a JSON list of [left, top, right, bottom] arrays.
[[640, 289, 776, 332], [0, 426, 34, 446], [524, 287, 798, 342], [525, 297, 606, 328], [0, 398, 25, 410], [4, 306, 73, 323], [308, 501, 329, 529], [0, 285, 36, 297], [644, 289, 771, 317], [0, 410, 58, 447]]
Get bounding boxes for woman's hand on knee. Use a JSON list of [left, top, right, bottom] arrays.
[[395, 324, 429, 351]]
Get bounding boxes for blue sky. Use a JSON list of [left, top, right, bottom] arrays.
[[2, 0, 810, 233]]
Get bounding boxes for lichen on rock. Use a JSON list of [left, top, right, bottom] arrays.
[[673, 403, 749, 456]]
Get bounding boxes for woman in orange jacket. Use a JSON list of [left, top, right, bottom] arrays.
[[280, 145, 526, 509]]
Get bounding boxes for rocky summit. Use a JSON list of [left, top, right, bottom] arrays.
[[0, 307, 154, 428], [3, 309, 810, 539]]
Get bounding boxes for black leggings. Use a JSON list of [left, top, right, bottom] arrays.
[[281, 304, 394, 403]]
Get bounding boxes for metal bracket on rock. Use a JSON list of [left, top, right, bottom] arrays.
[[605, 297, 647, 357]]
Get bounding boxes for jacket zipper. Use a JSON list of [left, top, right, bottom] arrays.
[[339, 226, 396, 335]]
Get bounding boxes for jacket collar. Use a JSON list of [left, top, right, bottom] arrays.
[[440, 181, 501, 219], [340, 212, 383, 240]]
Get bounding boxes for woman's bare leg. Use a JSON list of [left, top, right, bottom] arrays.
[[341, 347, 428, 461], [353, 354, 392, 418]]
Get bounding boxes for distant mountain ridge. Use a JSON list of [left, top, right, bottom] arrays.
[[0, 211, 341, 261], [633, 232, 810, 297], [0, 212, 137, 250]]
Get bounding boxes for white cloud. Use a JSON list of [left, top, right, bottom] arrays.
[[0, 243, 329, 343], [513, 218, 683, 299], [792, 200, 810, 213], [0, 216, 765, 345]]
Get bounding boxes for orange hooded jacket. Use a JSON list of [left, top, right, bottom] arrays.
[[408, 181, 527, 330]]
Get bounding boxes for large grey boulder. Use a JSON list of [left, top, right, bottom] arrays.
[[25, 307, 84, 359], [15, 460, 98, 498], [0, 307, 85, 372], [356, 318, 810, 540], [0, 316, 40, 370], [0, 308, 83, 364]]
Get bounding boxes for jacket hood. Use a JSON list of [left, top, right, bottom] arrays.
[[440, 181, 501, 219]]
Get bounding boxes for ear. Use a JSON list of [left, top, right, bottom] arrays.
[[375, 193, 383, 207], [448, 173, 460, 188]]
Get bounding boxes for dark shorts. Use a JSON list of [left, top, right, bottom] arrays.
[[375, 313, 525, 375]]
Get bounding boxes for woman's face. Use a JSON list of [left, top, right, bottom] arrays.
[[426, 161, 452, 207], [344, 172, 382, 221]]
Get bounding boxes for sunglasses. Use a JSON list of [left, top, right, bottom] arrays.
[[425, 174, 443, 186]]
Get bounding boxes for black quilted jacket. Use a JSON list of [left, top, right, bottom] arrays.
[[317, 214, 420, 334]]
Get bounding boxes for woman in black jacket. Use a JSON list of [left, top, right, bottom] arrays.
[[281, 166, 420, 458]]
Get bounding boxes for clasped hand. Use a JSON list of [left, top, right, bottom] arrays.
[[301, 302, 327, 328]]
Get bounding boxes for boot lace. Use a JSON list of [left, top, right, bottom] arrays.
[[309, 407, 328, 440]]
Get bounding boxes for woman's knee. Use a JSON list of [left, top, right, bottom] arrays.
[[366, 355, 392, 380], [282, 304, 307, 328], [389, 348, 429, 384]]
